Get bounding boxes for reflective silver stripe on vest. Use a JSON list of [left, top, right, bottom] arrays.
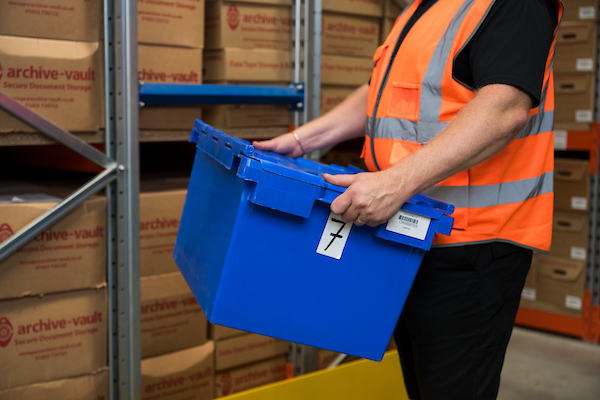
[[423, 171, 554, 208]]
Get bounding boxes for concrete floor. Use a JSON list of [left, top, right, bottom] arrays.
[[498, 327, 600, 400]]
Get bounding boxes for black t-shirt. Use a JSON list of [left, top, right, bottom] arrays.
[[382, 0, 558, 108]]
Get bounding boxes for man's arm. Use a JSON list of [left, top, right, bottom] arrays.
[[324, 83, 532, 225], [253, 84, 369, 156]]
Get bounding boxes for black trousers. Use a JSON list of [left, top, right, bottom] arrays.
[[394, 242, 533, 400]]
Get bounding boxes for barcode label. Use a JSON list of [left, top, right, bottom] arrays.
[[576, 58, 593, 71], [579, 6, 596, 19], [571, 196, 588, 211], [571, 247, 587, 260], [575, 110, 593, 122], [386, 210, 431, 240], [316, 212, 353, 260], [565, 295, 582, 310], [554, 130, 567, 150], [521, 287, 536, 301]]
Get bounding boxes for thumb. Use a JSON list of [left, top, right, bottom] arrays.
[[323, 173, 357, 188]]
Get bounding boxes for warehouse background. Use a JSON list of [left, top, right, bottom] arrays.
[[0, 0, 599, 399]]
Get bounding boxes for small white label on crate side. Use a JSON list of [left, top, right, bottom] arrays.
[[571, 196, 588, 211], [386, 210, 431, 240], [570, 246, 587, 260], [579, 6, 596, 19], [575, 110, 593, 122], [565, 295, 583, 310], [554, 130, 567, 150], [576, 58, 594, 71], [521, 287, 536, 301], [316, 212, 353, 260]]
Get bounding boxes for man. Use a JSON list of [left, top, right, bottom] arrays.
[[254, 0, 562, 398]]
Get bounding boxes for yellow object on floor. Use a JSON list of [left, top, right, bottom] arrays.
[[221, 350, 409, 400]]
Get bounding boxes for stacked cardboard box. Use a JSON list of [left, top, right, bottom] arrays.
[[211, 325, 289, 398], [138, 176, 213, 399], [202, 0, 293, 129], [0, 182, 109, 393], [521, 158, 590, 317], [553, 0, 598, 131], [0, 1, 104, 140], [137, 0, 205, 131]]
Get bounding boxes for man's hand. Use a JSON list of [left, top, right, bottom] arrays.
[[324, 170, 411, 227]]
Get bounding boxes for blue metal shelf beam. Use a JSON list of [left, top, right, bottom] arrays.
[[139, 83, 305, 109]]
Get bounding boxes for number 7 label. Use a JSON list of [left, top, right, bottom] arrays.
[[316, 212, 353, 260]]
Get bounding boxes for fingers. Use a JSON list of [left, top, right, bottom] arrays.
[[323, 173, 356, 188], [252, 133, 303, 158]]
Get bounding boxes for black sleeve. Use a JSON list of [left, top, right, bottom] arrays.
[[453, 0, 558, 108]]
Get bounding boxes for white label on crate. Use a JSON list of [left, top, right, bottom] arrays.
[[554, 130, 567, 150], [579, 6, 596, 19], [521, 287, 536, 301], [575, 110, 593, 122], [571, 196, 588, 211], [565, 295, 583, 310], [386, 210, 431, 241], [316, 212, 353, 260], [576, 58, 594, 71], [570, 246, 587, 260]]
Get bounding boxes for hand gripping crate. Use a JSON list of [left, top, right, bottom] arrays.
[[174, 120, 454, 361]]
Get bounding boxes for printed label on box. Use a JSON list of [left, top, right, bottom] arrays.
[[316, 212, 353, 260], [570, 246, 587, 261], [565, 295, 582, 310], [571, 196, 588, 211], [521, 287, 536, 301], [575, 110, 593, 123], [386, 210, 431, 240], [579, 6, 596, 19], [576, 58, 594, 71], [554, 130, 567, 150]]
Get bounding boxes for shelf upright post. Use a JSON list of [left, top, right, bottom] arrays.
[[105, 0, 142, 398]]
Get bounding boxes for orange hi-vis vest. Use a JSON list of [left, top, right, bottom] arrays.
[[363, 0, 563, 251]]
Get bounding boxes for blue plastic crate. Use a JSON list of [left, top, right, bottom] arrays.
[[174, 120, 454, 361]]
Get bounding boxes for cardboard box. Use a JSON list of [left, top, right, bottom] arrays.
[[317, 349, 339, 370], [533, 253, 587, 316], [140, 180, 188, 276], [141, 272, 208, 359], [214, 356, 287, 397], [555, 22, 597, 74], [202, 105, 290, 128], [139, 106, 203, 130], [322, 12, 380, 57], [142, 342, 214, 400], [209, 324, 246, 341], [0, 36, 104, 133], [205, 2, 291, 50], [203, 48, 291, 82], [207, 0, 291, 5], [321, 54, 373, 86], [383, 0, 403, 18], [0, 1, 101, 42], [554, 74, 595, 126], [560, 0, 597, 21], [0, 367, 109, 400], [0, 288, 107, 390], [0, 195, 106, 301], [138, 0, 205, 48], [550, 212, 589, 261], [554, 158, 590, 214], [138, 44, 203, 84], [323, 0, 383, 17], [320, 85, 356, 115], [215, 333, 288, 371]]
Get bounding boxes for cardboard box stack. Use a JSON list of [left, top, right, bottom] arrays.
[[0, 1, 104, 139], [521, 158, 590, 317], [202, 0, 293, 129], [211, 324, 289, 398], [137, 0, 205, 132], [139, 176, 213, 400], [0, 181, 108, 393], [553, 0, 598, 131]]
